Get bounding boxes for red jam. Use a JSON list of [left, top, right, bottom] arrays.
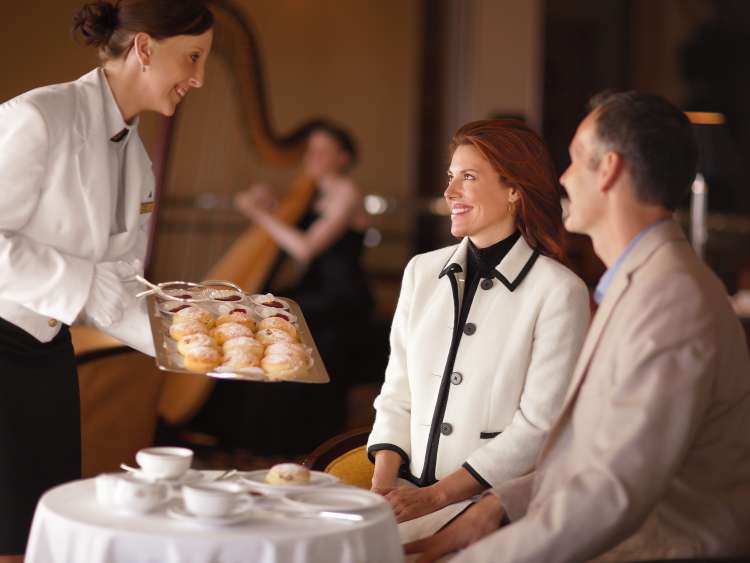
[[171, 304, 191, 313], [266, 300, 284, 308], [216, 295, 242, 301], [176, 294, 193, 299], [230, 308, 247, 314], [272, 314, 289, 321]]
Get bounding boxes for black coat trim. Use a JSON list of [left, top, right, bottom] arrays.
[[419, 269, 476, 485], [492, 250, 540, 292], [479, 431, 502, 439], [438, 262, 462, 279], [418, 247, 541, 487], [462, 461, 491, 489], [367, 443, 410, 466]]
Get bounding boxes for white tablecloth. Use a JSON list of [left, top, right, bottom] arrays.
[[26, 476, 403, 563]]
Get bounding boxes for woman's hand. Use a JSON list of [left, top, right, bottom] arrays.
[[385, 484, 448, 523], [234, 183, 275, 217], [404, 493, 505, 562]]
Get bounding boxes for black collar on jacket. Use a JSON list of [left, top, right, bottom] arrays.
[[438, 235, 540, 291]]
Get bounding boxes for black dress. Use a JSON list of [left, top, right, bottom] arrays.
[[0, 319, 81, 554], [192, 205, 375, 455]]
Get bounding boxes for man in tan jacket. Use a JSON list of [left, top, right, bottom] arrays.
[[406, 92, 750, 562]]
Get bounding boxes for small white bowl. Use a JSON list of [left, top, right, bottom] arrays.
[[135, 447, 193, 480], [182, 481, 249, 517]]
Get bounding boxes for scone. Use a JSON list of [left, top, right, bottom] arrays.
[[223, 336, 265, 357], [265, 342, 309, 362], [216, 309, 257, 331], [256, 327, 296, 346], [177, 333, 217, 355], [174, 305, 215, 328], [261, 353, 305, 380], [220, 349, 261, 370], [183, 345, 221, 372], [265, 463, 310, 486], [257, 316, 297, 339], [169, 320, 209, 340], [211, 322, 254, 345]]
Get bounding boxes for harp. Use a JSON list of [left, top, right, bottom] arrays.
[[147, 0, 322, 424]]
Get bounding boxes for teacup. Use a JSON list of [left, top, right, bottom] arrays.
[[95, 472, 123, 507], [135, 447, 193, 480], [182, 481, 249, 517], [112, 474, 168, 513]]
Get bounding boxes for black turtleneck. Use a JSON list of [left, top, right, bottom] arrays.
[[464, 231, 521, 298]]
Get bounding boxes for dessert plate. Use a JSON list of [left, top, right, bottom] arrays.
[[121, 467, 205, 486], [166, 499, 255, 526], [239, 470, 339, 494], [281, 488, 385, 513]]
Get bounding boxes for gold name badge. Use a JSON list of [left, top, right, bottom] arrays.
[[140, 201, 155, 214]]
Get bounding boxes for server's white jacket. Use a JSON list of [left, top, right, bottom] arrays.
[[0, 68, 155, 354], [368, 236, 590, 487]]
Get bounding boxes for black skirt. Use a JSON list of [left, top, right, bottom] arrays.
[[0, 318, 81, 555]]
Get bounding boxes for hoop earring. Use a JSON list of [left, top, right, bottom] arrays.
[[507, 200, 517, 215], [141, 65, 148, 73]]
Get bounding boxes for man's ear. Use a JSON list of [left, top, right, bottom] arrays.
[[133, 32, 154, 66], [599, 151, 624, 193]]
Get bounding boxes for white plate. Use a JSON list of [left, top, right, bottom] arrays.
[[126, 468, 205, 485], [281, 488, 385, 513], [166, 499, 255, 526], [239, 470, 339, 493]]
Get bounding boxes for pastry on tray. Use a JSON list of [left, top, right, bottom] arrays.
[[183, 345, 222, 372], [169, 320, 209, 340], [223, 336, 265, 357]]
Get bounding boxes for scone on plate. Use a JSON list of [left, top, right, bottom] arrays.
[[257, 316, 297, 339], [223, 336, 265, 357], [220, 349, 261, 370], [183, 345, 221, 372], [169, 320, 209, 340], [256, 327, 297, 346], [216, 309, 257, 331], [264, 342, 309, 362], [261, 353, 306, 380], [174, 305, 215, 328], [265, 463, 310, 486], [211, 322, 254, 345], [177, 333, 217, 355]]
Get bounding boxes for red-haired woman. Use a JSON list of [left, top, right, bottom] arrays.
[[367, 119, 590, 540]]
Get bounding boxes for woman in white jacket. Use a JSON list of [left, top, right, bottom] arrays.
[[367, 119, 591, 539], [0, 2, 212, 559]]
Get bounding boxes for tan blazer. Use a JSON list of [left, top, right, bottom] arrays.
[[453, 221, 750, 563]]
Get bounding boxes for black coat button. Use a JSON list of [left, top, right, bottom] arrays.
[[480, 278, 494, 290], [463, 322, 476, 335], [450, 371, 463, 385], [440, 422, 453, 436]]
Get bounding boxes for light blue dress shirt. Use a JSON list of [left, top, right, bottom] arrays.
[[593, 219, 671, 304]]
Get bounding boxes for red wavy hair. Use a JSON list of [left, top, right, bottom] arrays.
[[450, 119, 566, 262]]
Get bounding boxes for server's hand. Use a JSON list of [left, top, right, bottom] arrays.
[[84, 261, 135, 327]]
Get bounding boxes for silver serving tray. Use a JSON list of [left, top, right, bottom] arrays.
[[146, 294, 329, 383]]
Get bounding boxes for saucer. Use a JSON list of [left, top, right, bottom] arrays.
[[239, 470, 338, 494], [127, 468, 204, 485], [166, 499, 255, 526]]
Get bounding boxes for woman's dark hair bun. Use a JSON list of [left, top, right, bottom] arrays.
[[73, 1, 119, 48]]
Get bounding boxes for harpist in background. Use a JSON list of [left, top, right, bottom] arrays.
[[0, 1, 213, 558]]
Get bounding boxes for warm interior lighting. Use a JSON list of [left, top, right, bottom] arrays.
[[685, 111, 726, 125]]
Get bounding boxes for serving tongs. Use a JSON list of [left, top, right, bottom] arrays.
[[133, 275, 210, 302]]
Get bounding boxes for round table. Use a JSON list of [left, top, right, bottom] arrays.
[[26, 474, 403, 563]]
